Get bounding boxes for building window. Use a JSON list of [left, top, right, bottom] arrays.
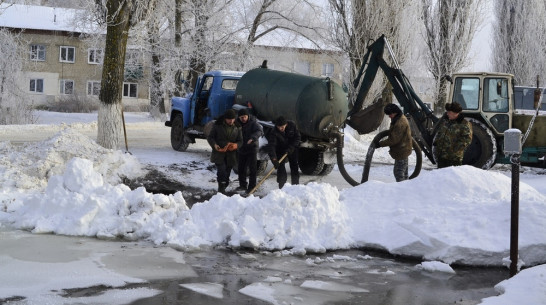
[[30, 45, 46, 61], [59, 46, 75, 63], [293, 61, 310, 75], [88, 48, 103, 64], [60, 79, 74, 94], [322, 63, 334, 77], [87, 81, 101, 96], [29, 78, 44, 93], [123, 82, 137, 98]]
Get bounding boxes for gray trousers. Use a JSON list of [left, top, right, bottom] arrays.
[[394, 159, 409, 182]]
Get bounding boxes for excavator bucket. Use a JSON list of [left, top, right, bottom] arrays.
[[346, 98, 389, 134]]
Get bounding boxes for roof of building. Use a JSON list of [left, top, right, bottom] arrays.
[[0, 3, 93, 33]]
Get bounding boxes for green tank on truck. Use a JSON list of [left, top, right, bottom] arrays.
[[234, 66, 350, 175]]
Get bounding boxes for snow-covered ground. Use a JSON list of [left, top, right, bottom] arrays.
[[0, 111, 545, 304]]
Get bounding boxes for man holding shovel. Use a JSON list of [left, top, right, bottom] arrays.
[[266, 116, 301, 189]]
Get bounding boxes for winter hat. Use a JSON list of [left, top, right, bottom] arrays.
[[224, 109, 237, 119], [384, 104, 402, 115], [445, 102, 463, 113], [238, 108, 249, 117], [274, 116, 287, 126]]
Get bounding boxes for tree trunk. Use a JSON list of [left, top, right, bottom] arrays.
[[173, 0, 184, 96], [97, 0, 132, 149], [149, 22, 165, 119]]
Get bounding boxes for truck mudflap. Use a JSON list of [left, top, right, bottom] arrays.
[[346, 98, 389, 134]]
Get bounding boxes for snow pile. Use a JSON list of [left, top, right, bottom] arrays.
[[343, 167, 546, 265], [479, 264, 546, 305], [1, 128, 546, 270], [0, 128, 143, 191]]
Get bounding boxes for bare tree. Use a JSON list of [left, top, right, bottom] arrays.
[[230, 0, 324, 70], [491, 0, 546, 86], [93, 0, 157, 149], [0, 28, 33, 124], [421, 0, 485, 112], [326, 0, 414, 107]]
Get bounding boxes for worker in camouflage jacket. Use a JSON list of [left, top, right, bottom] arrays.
[[375, 104, 413, 182], [207, 109, 243, 194], [434, 102, 473, 168]]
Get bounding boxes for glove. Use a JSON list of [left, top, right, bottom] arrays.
[[287, 146, 295, 154], [272, 159, 280, 169], [226, 142, 238, 151], [216, 145, 228, 152]]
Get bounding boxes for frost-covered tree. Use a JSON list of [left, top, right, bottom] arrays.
[[491, 0, 546, 86], [0, 29, 33, 125], [326, 0, 415, 108], [421, 0, 484, 112], [179, 0, 236, 88], [93, 0, 157, 149]]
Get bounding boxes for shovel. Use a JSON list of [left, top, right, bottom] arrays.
[[248, 153, 287, 195]]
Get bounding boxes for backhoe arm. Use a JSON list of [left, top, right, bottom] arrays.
[[347, 35, 439, 163]]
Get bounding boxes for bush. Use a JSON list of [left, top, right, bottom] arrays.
[[44, 93, 100, 113]]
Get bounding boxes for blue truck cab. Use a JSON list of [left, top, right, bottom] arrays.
[[165, 70, 245, 151]]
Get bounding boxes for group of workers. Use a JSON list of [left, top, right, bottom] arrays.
[[207, 108, 301, 194], [375, 102, 473, 182], [207, 101, 472, 194]]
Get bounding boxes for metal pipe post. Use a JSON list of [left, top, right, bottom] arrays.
[[509, 154, 520, 277]]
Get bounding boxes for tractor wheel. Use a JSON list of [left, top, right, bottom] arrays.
[[463, 118, 497, 169], [170, 115, 190, 152], [298, 148, 325, 175]]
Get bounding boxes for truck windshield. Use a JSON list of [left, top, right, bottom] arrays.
[[453, 77, 479, 110], [483, 78, 509, 113]]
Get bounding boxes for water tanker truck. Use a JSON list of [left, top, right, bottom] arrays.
[[165, 62, 350, 176]]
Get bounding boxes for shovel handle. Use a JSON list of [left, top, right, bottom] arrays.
[[248, 153, 288, 195]]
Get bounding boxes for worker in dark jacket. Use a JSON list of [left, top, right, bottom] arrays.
[[267, 116, 301, 189], [434, 102, 473, 168], [207, 109, 243, 194], [236, 108, 263, 193], [375, 104, 413, 182]]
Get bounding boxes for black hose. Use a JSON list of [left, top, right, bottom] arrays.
[[334, 131, 360, 186], [361, 131, 423, 183], [334, 130, 423, 186]]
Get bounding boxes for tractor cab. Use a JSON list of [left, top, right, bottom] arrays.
[[449, 72, 514, 136]]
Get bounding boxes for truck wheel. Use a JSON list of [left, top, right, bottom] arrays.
[[319, 163, 335, 176], [463, 118, 497, 169], [298, 148, 325, 175], [170, 115, 190, 152]]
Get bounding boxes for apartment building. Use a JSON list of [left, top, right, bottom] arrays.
[[0, 4, 345, 110]]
